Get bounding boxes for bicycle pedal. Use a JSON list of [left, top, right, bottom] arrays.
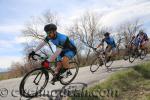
[[50, 79, 56, 85], [61, 71, 71, 78], [99, 63, 103, 66], [60, 72, 68, 78], [50, 76, 59, 85], [67, 70, 72, 76], [50, 81, 55, 85]]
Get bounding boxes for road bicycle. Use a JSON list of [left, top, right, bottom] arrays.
[[90, 38, 124, 73], [90, 48, 114, 73], [128, 47, 148, 63], [19, 53, 79, 98], [123, 42, 148, 63]]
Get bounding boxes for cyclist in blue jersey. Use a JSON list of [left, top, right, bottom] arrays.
[[29, 23, 77, 84], [130, 30, 149, 55], [134, 30, 149, 50], [96, 32, 117, 62]]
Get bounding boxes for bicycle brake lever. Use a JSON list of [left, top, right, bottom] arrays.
[[30, 54, 40, 61], [31, 55, 37, 61]]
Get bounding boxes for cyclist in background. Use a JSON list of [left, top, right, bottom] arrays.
[[96, 32, 117, 63], [131, 30, 148, 51]]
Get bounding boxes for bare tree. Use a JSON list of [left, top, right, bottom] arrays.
[[67, 12, 104, 66], [67, 24, 85, 65], [9, 10, 59, 76], [23, 10, 59, 39], [22, 10, 59, 54], [117, 19, 143, 43]]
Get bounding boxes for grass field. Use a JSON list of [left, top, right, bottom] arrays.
[[69, 62, 150, 100]]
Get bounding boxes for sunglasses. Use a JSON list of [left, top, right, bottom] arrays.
[[46, 31, 53, 35]]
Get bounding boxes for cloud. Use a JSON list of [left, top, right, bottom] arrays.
[[100, 1, 150, 28], [0, 36, 24, 57], [62, 0, 150, 27], [0, 40, 15, 48], [0, 24, 23, 33], [0, 36, 26, 49], [14, 36, 32, 44]]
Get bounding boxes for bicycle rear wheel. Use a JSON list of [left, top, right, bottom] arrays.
[[129, 52, 136, 63], [19, 68, 49, 98], [123, 55, 129, 60], [105, 57, 113, 68], [140, 49, 147, 60], [123, 49, 129, 60], [60, 61, 79, 85], [90, 57, 102, 73]]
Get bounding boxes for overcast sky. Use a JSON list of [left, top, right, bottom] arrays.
[[0, 0, 150, 69]]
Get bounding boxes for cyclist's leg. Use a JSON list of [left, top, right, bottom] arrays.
[[144, 40, 149, 50], [132, 38, 139, 51], [51, 52, 64, 84], [105, 45, 112, 61], [111, 47, 117, 57], [62, 56, 70, 69], [144, 40, 149, 53], [140, 40, 147, 50], [128, 43, 132, 50], [128, 43, 133, 52], [99, 58, 103, 65], [132, 43, 137, 51], [54, 52, 64, 75], [62, 50, 76, 69], [55, 50, 76, 75]]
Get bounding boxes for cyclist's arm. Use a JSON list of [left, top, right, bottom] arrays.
[[145, 33, 149, 41], [136, 34, 139, 38], [35, 41, 47, 52], [97, 39, 104, 48], [49, 47, 62, 62]]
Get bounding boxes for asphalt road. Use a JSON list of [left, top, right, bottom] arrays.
[[0, 54, 150, 100]]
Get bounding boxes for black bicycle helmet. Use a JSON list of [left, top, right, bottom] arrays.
[[139, 29, 144, 34], [104, 32, 110, 36], [44, 23, 57, 33]]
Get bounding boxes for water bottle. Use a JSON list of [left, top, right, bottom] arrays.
[[50, 62, 56, 70]]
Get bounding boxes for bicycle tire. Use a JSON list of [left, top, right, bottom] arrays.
[[129, 52, 136, 63], [19, 67, 49, 98], [140, 49, 147, 60], [104, 57, 113, 68], [123, 55, 129, 60], [60, 61, 79, 85], [123, 49, 129, 60], [90, 57, 102, 73]]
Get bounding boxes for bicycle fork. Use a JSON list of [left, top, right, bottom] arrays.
[[33, 72, 43, 85]]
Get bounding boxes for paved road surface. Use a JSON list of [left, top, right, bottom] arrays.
[[0, 55, 150, 100]]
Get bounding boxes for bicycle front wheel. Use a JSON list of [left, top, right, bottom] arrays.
[[19, 67, 49, 98], [90, 57, 102, 73]]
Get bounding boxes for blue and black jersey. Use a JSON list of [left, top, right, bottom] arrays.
[[102, 37, 116, 48], [44, 32, 77, 52]]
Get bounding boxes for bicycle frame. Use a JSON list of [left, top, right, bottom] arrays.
[[30, 53, 78, 82], [95, 50, 105, 63]]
